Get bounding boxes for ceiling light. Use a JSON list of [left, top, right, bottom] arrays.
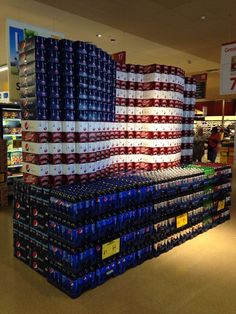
[[0, 65, 8, 72], [201, 15, 206, 20], [110, 38, 116, 43], [96, 34, 102, 38]]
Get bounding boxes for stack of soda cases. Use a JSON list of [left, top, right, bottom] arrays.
[[13, 180, 50, 277], [74, 41, 116, 182], [152, 164, 231, 255], [115, 63, 185, 172], [45, 164, 231, 297], [19, 36, 116, 187], [181, 77, 196, 164]]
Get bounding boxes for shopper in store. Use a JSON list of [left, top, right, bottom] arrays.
[[193, 127, 206, 162], [207, 127, 221, 162]]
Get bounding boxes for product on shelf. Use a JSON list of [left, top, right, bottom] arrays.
[[1, 108, 23, 182], [14, 164, 231, 297]]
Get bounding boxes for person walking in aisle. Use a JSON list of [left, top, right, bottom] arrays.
[[193, 127, 206, 162], [207, 127, 221, 162]]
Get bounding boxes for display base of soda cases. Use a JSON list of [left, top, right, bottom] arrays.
[[14, 36, 232, 298]]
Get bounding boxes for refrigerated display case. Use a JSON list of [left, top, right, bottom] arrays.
[[0, 104, 23, 190]]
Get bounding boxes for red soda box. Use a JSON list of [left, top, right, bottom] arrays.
[[23, 152, 49, 165], [62, 143, 76, 164], [62, 121, 76, 142], [22, 141, 49, 154], [22, 163, 49, 176], [23, 173, 50, 187], [49, 143, 63, 164], [21, 120, 49, 133], [49, 121, 63, 143], [22, 131, 49, 143]]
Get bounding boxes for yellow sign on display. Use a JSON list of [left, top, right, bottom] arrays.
[[102, 238, 120, 260], [176, 213, 188, 229], [217, 200, 225, 211]]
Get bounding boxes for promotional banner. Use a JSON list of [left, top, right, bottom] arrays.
[[112, 51, 126, 64], [7, 19, 64, 102], [220, 41, 236, 95]]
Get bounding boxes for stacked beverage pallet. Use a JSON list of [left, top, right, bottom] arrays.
[[13, 164, 231, 298], [13, 182, 49, 276]]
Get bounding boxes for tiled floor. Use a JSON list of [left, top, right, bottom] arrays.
[[0, 168, 235, 314]]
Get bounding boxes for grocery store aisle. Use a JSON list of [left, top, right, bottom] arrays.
[[0, 171, 236, 314]]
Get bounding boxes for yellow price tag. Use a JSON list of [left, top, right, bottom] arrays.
[[176, 213, 188, 229], [102, 238, 120, 260], [12, 136, 16, 140], [217, 200, 225, 211]]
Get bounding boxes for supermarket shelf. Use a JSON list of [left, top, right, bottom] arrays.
[[3, 134, 22, 137], [8, 149, 22, 153], [8, 164, 23, 168], [3, 118, 21, 122], [8, 174, 23, 179]]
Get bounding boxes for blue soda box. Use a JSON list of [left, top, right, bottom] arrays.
[[47, 62, 61, 75], [48, 266, 96, 298], [75, 64, 88, 78], [49, 98, 61, 110], [13, 205, 30, 226], [49, 108, 62, 121], [48, 240, 98, 273], [75, 53, 87, 66], [60, 63, 74, 76], [46, 49, 60, 64], [30, 239, 48, 264], [20, 84, 47, 98], [61, 98, 75, 110], [13, 219, 30, 235], [14, 234, 30, 265], [30, 185, 50, 201], [19, 73, 47, 88], [30, 227, 48, 246], [61, 75, 74, 87], [117, 252, 136, 274], [76, 77, 89, 89], [88, 67, 96, 79], [30, 212, 48, 235], [63, 109, 76, 121], [96, 261, 118, 285], [87, 44, 97, 57], [61, 86, 75, 99], [78, 88, 88, 100], [87, 55, 97, 68], [19, 36, 46, 54], [21, 107, 49, 120], [48, 216, 96, 247], [72, 41, 88, 54], [59, 39, 74, 52], [48, 85, 61, 98], [60, 51, 74, 64], [45, 38, 60, 52], [19, 48, 46, 65], [19, 60, 47, 77], [30, 197, 49, 221], [30, 257, 48, 277], [77, 99, 88, 111], [88, 100, 97, 111]]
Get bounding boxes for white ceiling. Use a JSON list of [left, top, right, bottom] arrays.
[[35, 0, 236, 63], [1, 0, 234, 99]]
